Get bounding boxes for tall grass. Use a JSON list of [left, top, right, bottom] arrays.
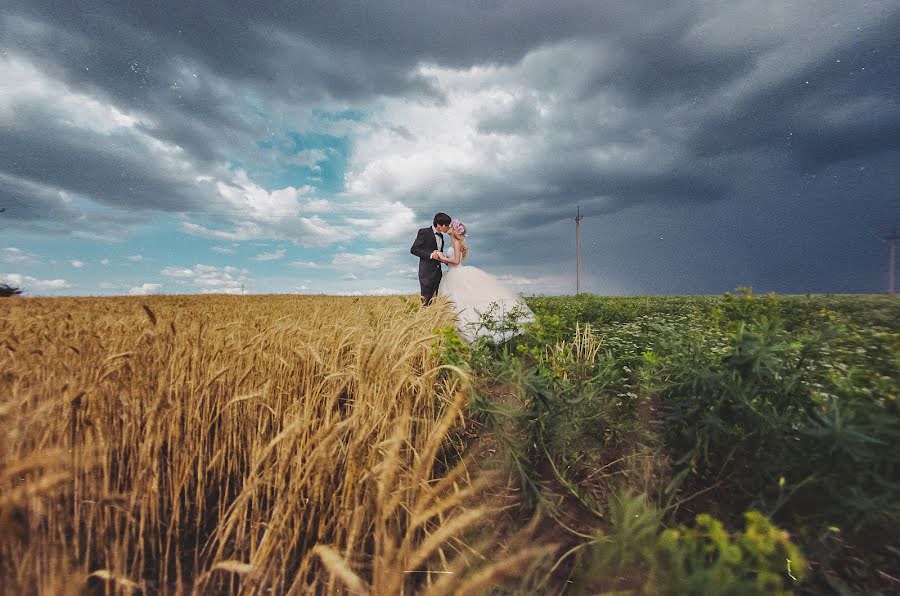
[[0, 295, 541, 594]]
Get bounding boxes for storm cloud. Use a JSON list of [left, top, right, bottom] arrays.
[[1, 0, 897, 294]]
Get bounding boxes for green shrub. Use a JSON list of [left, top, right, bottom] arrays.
[[649, 306, 899, 530], [573, 492, 806, 595], [434, 324, 469, 367], [657, 511, 807, 595]]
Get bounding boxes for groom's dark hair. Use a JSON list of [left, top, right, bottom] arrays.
[[433, 212, 451, 226]]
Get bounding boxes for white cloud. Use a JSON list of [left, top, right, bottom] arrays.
[[1, 273, 69, 290], [303, 198, 335, 213], [182, 178, 347, 247], [126, 255, 143, 262], [254, 248, 286, 261], [211, 246, 235, 254], [70, 260, 84, 268], [160, 266, 195, 278], [290, 260, 324, 269], [346, 63, 519, 205], [180, 170, 346, 248], [286, 247, 414, 287], [329, 247, 405, 272], [72, 230, 123, 242], [161, 264, 250, 294], [330, 252, 383, 270], [129, 283, 161, 295], [344, 200, 417, 242], [388, 265, 418, 278], [1, 247, 38, 264], [495, 273, 540, 287], [0, 52, 145, 132], [216, 170, 307, 220], [341, 41, 670, 221], [181, 221, 265, 242], [99, 258, 110, 265]]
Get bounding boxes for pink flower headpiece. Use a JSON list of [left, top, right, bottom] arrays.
[[450, 218, 467, 237]]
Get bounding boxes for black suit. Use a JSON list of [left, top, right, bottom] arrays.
[[410, 227, 444, 304]]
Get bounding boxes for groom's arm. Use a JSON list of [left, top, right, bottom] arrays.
[[410, 229, 436, 260]]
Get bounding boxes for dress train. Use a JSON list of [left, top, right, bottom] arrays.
[[437, 264, 534, 343]]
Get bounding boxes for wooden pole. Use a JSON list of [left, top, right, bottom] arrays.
[[888, 229, 897, 294], [575, 206, 583, 294]]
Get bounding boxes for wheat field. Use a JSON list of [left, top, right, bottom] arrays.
[[0, 294, 544, 595]]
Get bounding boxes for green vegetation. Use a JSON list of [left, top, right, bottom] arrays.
[[445, 289, 899, 594], [573, 495, 807, 595], [0, 283, 22, 297]]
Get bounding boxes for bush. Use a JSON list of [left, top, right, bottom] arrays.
[[649, 303, 900, 532], [535, 323, 640, 458], [657, 511, 807, 595], [573, 492, 806, 595], [0, 283, 22, 297]]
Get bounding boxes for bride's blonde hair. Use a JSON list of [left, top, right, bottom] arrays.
[[451, 232, 468, 261], [449, 219, 468, 261]]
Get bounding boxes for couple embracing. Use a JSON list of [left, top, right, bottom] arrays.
[[411, 212, 533, 343]]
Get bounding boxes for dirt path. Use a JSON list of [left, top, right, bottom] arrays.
[[456, 382, 600, 594]]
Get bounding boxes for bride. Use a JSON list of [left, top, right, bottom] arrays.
[[434, 219, 534, 343]]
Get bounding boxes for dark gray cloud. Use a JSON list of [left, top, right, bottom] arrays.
[[1, 108, 218, 213], [4, 0, 604, 106], [0, 172, 82, 225], [687, 11, 900, 168]]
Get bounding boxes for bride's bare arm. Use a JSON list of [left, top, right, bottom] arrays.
[[442, 237, 462, 266]]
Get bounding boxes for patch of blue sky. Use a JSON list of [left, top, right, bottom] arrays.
[[4, 206, 380, 295], [105, 218, 298, 293], [251, 131, 350, 193], [1, 229, 153, 295], [333, 236, 372, 257], [135, 215, 225, 260], [1, 230, 85, 275]]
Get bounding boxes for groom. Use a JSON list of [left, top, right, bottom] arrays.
[[410, 212, 452, 305]]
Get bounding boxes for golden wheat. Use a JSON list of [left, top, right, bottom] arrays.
[[0, 294, 546, 595]]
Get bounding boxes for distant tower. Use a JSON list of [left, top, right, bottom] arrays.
[[575, 206, 583, 294], [888, 229, 897, 294]]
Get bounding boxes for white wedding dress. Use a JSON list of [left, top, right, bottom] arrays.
[[437, 246, 535, 343]]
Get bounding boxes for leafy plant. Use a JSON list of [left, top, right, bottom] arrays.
[[657, 511, 807, 595], [572, 492, 806, 595]]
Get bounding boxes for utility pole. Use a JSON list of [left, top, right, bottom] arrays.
[[888, 229, 897, 294], [575, 206, 583, 294]]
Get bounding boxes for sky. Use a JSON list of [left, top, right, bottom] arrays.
[[1, 1, 898, 296]]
